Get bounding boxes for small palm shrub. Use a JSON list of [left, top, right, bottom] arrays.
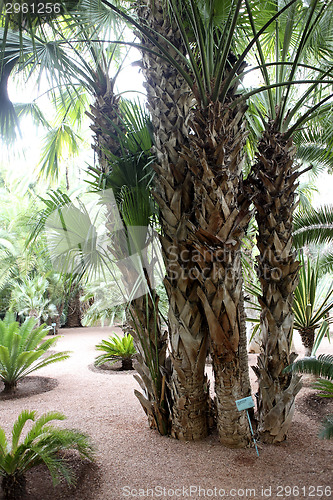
[[0, 313, 70, 393], [95, 333, 136, 370], [293, 255, 333, 356], [285, 354, 333, 439], [0, 410, 95, 500]]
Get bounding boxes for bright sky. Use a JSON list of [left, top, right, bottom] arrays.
[[312, 172, 333, 208]]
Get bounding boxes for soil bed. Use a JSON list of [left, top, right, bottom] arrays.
[[1, 326, 332, 500], [0, 376, 58, 400]]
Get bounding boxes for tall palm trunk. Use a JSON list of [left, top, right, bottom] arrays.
[[87, 82, 126, 172], [183, 100, 252, 447], [136, 0, 210, 440], [247, 119, 302, 443], [88, 78, 169, 433]]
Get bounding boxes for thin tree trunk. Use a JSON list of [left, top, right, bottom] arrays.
[[28, 309, 41, 327], [246, 120, 303, 443], [3, 380, 17, 394], [87, 64, 170, 433]]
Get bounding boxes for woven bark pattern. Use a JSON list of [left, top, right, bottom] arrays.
[[183, 101, 252, 446], [298, 327, 315, 356], [135, 0, 209, 440], [248, 122, 302, 443], [87, 91, 126, 173]]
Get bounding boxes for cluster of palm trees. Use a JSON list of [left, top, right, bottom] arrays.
[[0, 0, 332, 447]]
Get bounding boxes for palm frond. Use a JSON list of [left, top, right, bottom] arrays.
[[285, 354, 333, 380], [293, 205, 333, 249], [37, 123, 82, 182]]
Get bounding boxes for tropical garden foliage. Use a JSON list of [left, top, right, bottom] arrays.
[[0, 0, 332, 451]]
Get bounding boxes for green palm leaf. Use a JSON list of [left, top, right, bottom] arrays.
[[285, 354, 333, 379], [95, 333, 136, 366], [293, 205, 333, 249]]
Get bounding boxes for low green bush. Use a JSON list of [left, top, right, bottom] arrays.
[[285, 354, 333, 439]]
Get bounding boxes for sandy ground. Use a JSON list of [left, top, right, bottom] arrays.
[[0, 326, 332, 500]]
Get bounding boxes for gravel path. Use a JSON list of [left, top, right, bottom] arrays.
[[1, 326, 332, 500]]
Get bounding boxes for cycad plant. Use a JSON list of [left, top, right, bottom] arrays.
[[0, 409, 94, 500], [294, 255, 333, 356], [285, 354, 333, 439], [0, 313, 70, 393], [95, 333, 137, 370]]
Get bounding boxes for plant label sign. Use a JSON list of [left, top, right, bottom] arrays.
[[235, 396, 255, 412]]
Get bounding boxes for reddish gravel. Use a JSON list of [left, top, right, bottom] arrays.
[[0, 326, 332, 500]]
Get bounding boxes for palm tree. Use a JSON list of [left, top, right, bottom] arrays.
[[1, 0, 332, 446], [244, 0, 333, 442], [121, 0, 312, 446], [0, 0, 290, 446], [133, 0, 211, 441], [95, 333, 136, 370], [0, 15, 170, 434], [293, 254, 333, 356]]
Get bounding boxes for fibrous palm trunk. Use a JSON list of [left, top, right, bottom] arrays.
[[136, 0, 210, 440], [65, 286, 82, 328], [87, 67, 169, 433], [298, 327, 315, 357], [87, 81, 126, 173], [3, 380, 17, 394], [247, 119, 303, 443], [116, 254, 170, 434], [183, 100, 252, 447], [2, 473, 26, 500]]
